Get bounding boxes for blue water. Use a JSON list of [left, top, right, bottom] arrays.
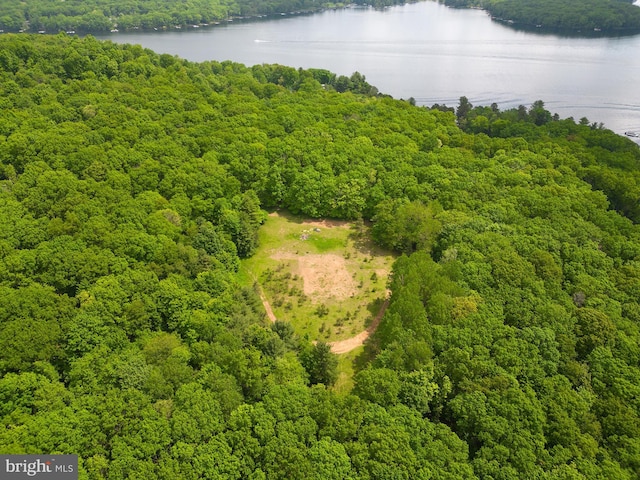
[[95, 2, 640, 139]]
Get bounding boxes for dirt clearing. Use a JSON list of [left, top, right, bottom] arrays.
[[241, 210, 395, 344]]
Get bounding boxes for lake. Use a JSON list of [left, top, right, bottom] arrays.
[[95, 2, 640, 140]]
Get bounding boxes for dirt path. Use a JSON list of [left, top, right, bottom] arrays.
[[247, 269, 277, 323], [328, 297, 390, 354], [257, 284, 389, 354], [259, 288, 278, 323]]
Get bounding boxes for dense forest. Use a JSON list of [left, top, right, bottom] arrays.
[[2, 33, 640, 479], [0, 0, 407, 33], [442, 0, 640, 34]]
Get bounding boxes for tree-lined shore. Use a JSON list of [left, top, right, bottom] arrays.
[[3, 0, 640, 35], [443, 0, 640, 35], [0, 0, 408, 33]]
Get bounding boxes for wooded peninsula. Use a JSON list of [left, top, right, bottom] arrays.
[[444, 0, 640, 35], [1, 32, 640, 479]]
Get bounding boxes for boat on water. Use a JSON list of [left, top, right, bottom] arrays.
[[625, 131, 639, 138]]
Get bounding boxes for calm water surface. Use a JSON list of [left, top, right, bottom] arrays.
[[96, 2, 640, 139]]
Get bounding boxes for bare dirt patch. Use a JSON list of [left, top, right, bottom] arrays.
[[297, 254, 357, 300], [300, 218, 351, 229], [269, 253, 357, 302]]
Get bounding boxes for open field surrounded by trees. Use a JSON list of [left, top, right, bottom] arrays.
[[240, 211, 394, 343]]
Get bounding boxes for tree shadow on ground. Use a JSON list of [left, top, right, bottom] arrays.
[[352, 295, 389, 373]]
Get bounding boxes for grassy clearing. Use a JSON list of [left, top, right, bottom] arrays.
[[240, 211, 395, 343], [333, 346, 363, 394]]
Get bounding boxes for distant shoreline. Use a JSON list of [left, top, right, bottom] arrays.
[[443, 0, 640, 38], [0, 3, 388, 35]]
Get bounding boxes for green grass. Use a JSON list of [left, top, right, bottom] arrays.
[[308, 235, 346, 252], [333, 346, 363, 394]]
